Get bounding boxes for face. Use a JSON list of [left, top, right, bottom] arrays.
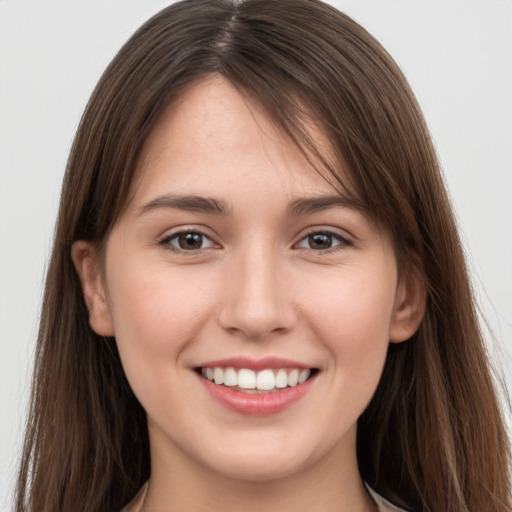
[[73, 76, 424, 484]]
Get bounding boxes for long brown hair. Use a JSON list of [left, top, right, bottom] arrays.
[[16, 1, 511, 511]]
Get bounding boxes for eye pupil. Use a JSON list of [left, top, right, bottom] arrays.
[[179, 232, 203, 250], [309, 233, 332, 250]]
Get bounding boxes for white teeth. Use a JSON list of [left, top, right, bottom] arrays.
[[202, 366, 313, 391], [298, 369, 311, 384], [256, 369, 275, 390], [275, 369, 288, 388], [287, 369, 299, 387], [213, 367, 224, 385], [238, 369, 256, 389], [223, 367, 237, 387]]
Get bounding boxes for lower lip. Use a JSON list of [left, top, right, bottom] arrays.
[[198, 374, 315, 415]]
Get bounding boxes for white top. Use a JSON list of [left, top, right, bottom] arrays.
[[366, 484, 408, 511]]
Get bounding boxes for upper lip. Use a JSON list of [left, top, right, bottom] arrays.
[[196, 357, 314, 371]]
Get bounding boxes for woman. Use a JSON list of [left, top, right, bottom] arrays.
[[15, 1, 511, 511]]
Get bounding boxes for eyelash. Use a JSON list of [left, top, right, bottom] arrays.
[[294, 230, 353, 253], [159, 229, 217, 254], [158, 229, 353, 255]]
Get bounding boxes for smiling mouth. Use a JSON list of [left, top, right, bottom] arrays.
[[197, 367, 318, 393]]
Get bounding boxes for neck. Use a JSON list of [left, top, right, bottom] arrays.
[[142, 425, 376, 512]]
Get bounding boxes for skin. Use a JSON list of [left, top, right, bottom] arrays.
[[73, 76, 425, 511]]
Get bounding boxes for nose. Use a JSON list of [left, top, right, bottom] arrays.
[[217, 246, 296, 340]]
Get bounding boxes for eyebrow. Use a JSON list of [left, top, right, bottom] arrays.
[[138, 195, 230, 216], [137, 193, 366, 217], [287, 195, 367, 216]]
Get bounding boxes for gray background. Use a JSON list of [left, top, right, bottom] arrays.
[[1, 1, 511, 509]]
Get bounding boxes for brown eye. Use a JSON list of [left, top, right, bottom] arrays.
[[308, 233, 334, 250], [296, 231, 350, 251], [178, 232, 203, 250], [163, 231, 215, 251]]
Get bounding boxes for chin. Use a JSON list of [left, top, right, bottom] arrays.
[[207, 453, 311, 483], [189, 432, 326, 483]]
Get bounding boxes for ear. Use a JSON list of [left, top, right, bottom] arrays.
[[71, 241, 115, 336], [389, 269, 426, 343]]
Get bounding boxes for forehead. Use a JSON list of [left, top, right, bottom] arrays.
[[133, 75, 355, 206]]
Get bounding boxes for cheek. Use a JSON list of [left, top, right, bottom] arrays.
[[105, 261, 217, 373], [299, 266, 397, 373]]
